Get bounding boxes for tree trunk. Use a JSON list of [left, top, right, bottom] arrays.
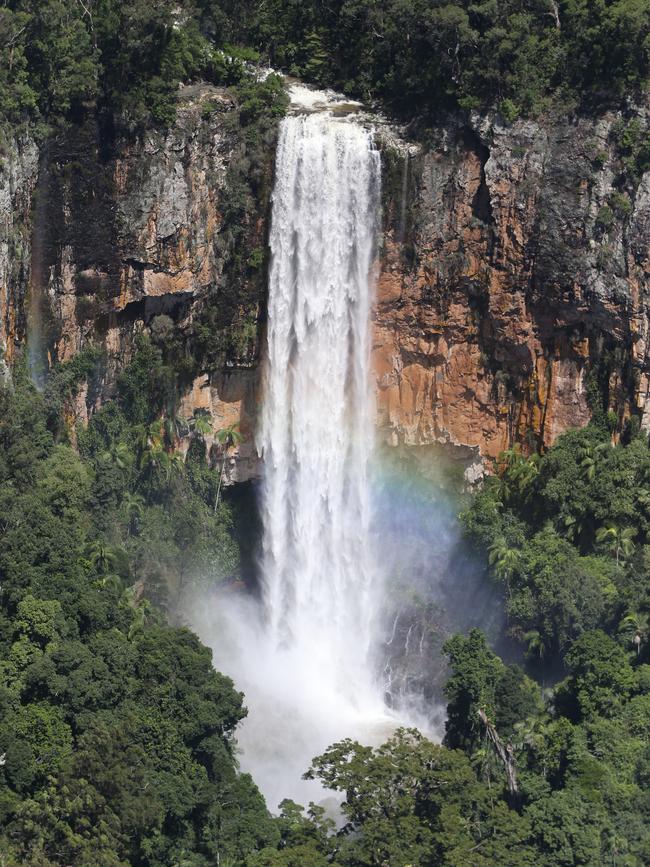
[[478, 708, 518, 797], [215, 456, 226, 512]]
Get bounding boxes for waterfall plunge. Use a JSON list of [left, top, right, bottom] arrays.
[[260, 113, 380, 704], [193, 111, 396, 811]]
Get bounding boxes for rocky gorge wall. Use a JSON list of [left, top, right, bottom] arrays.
[[5, 84, 270, 482], [0, 132, 38, 378], [1, 89, 649, 481], [375, 107, 650, 479]]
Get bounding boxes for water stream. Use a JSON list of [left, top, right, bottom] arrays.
[[260, 111, 381, 711], [196, 107, 403, 810]]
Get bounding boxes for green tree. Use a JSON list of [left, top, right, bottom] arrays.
[[578, 442, 609, 482], [23, 0, 98, 116], [561, 630, 636, 720], [443, 629, 505, 752], [214, 423, 244, 511], [618, 610, 650, 656], [121, 491, 145, 536], [488, 536, 520, 584], [596, 524, 637, 565]]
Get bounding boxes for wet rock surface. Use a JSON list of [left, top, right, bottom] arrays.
[[375, 108, 650, 476]]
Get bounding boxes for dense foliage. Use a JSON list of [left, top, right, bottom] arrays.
[[2, 327, 650, 866], [245, 425, 650, 865], [2, 0, 649, 131], [233, 0, 650, 119], [0, 0, 266, 128], [2, 2, 650, 864], [2, 347, 649, 866], [462, 422, 650, 661], [251, 634, 648, 865], [0, 352, 279, 865]]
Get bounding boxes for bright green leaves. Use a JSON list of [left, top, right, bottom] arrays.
[[462, 422, 650, 661], [14, 596, 63, 648], [302, 727, 538, 865], [562, 630, 636, 721], [443, 630, 541, 754], [0, 367, 274, 865], [2, 703, 73, 794]]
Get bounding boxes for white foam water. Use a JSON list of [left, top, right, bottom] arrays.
[[260, 113, 381, 699], [194, 111, 400, 811]]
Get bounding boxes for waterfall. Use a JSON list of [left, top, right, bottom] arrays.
[[191, 108, 396, 811], [259, 113, 381, 706]]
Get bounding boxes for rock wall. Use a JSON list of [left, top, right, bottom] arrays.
[[375, 108, 650, 476], [21, 84, 269, 482], [3, 91, 650, 482], [0, 133, 38, 377]]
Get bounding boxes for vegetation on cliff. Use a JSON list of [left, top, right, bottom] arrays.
[[1, 2, 649, 866], [232, 0, 650, 119], [2, 342, 649, 864], [2, 0, 649, 132], [249, 429, 650, 865], [1, 0, 232, 127], [0, 351, 281, 865], [462, 420, 650, 662]]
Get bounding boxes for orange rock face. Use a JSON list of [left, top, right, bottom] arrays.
[[6, 100, 650, 484], [16, 85, 268, 481], [373, 111, 650, 475]]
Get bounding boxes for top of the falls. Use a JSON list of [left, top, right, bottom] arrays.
[[285, 81, 421, 157], [287, 82, 364, 116]]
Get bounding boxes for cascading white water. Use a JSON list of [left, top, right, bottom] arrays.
[[259, 112, 381, 705], [190, 107, 397, 811]]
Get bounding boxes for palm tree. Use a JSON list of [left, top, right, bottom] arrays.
[[100, 441, 132, 471], [595, 524, 637, 566], [190, 411, 213, 439], [497, 445, 523, 500], [512, 714, 550, 764], [509, 454, 539, 496], [86, 540, 120, 574], [137, 422, 171, 486], [163, 413, 189, 447], [127, 599, 151, 641], [578, 442, 609, 482], [563, 513, 584, 542], [214, 423, 244, 511], [166, 451, 185, 483], [523, 629, 548, 660], [488, 537, 519, 584], [618, 611, 649, 656], [499, 444, 524, 472], [139, 440, 170, 482], [100, 573, 124, 593], [122, 491, 145, 536]]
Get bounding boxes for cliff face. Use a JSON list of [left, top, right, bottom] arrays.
[[375, 109, 650, 477], [21, 84, 268, 481], [37, 94, 229, 368], [0, 133, 38, 377], [2, 94, 649, 480]]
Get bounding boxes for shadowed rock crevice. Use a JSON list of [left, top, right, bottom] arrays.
[[463, 128, 494, 228]]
